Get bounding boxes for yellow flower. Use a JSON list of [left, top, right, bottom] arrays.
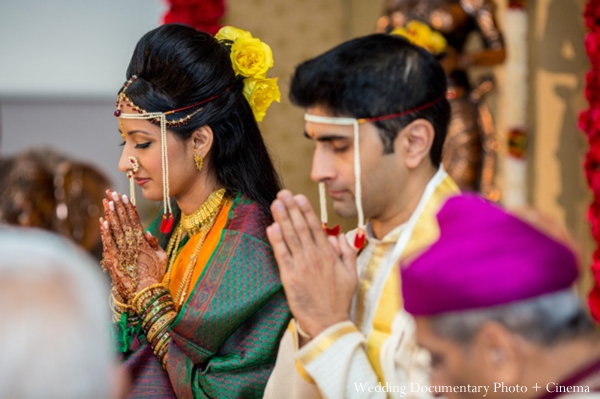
[[215, 26, 252, 43], [406, 20, 431, 48], [428, 31, 447, 55], [390, 27, 410, 41], [215, 26, 279, 120], [231, 37, 274, 79], [243, 77, 281, 122], [390, 20, 447, 56]]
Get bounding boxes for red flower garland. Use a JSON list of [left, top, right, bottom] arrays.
[[580, 0, 600, 321], [162, 0, 225, 35]]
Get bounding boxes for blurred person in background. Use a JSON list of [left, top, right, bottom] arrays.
[[0, 147, 111, 260], [376, 0, 506, 197], [0, 226, 128, 399]]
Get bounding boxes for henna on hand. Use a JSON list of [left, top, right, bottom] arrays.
[[100, 190, 169, 301], [117, 192, 167, 290], [100, 214, 132, 300]]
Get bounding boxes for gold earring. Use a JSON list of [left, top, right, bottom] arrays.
[[194, 154, 203, 171]]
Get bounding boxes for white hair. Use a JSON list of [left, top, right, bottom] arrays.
[[432, 288, 595, 347], [0, 227, 114, 399]]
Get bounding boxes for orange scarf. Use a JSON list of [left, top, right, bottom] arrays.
[[164, 200, 233, 305]]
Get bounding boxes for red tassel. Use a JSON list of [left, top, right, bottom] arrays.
[[353, 230, 366, 250], [160, 214, 174, 233], [323, 223, 341, 236]]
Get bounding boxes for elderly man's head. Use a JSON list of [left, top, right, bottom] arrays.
[[402, 195, 597, 399], [0, 227, 125, 399]]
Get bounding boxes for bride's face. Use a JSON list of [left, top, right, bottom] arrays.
[[117, 105, 197, 202]]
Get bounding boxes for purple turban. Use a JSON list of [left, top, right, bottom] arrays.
[[401, 194, 579, 316]]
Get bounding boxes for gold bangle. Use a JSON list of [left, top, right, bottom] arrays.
[[146, 312, 176, 343], [140, 292, 170, 317], [140, 287, 166, 307], [112, 294, 131, 309], [295, 319, 312, 340], [146, 314, 173, 343], [155, 334, 171, 362], [142, 301, 175, 326], [160, 350, 169, 370], [152, 330, 172, 355], [132, 283, 165, 302], [109, 295, 121, 315], [109, 293, 129, 322], [131, 283, 166, 312]]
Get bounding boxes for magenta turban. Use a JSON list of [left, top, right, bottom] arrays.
[[401, 194, 579, 316]]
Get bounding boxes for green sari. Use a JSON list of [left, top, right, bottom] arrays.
[[119, 193, 291, 398]]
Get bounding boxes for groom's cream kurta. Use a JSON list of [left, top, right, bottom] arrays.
[[264, 172, 459, 399]]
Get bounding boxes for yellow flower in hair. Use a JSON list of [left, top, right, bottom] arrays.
[[390, 26, 411, 41], [391, 20, 447, 55], [243, 77, 281, 122], [231, 37, 274, 79], [406, 21, 430, 47], [214, 26, 278, 121], [428, 31, 447, 55], [215, 26, 252, 43]]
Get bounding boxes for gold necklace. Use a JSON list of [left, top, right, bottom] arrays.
[[181, 188, 226, 236], [165, 224, 184, 286], [164, 188, 227, 309], [173, 214, 216, 308]]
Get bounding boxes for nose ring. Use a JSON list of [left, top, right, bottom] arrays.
[[127, 156, 139, 206], [128, 156, 139, 176]]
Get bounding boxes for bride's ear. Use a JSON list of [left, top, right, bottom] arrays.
[[191, 125, 214, 158]]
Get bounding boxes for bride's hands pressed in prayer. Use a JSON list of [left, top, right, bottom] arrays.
[[100, 190, 168, 302]]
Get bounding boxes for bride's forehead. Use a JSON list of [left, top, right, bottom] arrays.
[[118, 117, 160, 135]]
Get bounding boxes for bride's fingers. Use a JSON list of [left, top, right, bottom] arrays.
[[99, 218, 113, 273], [103, 198, 125, 248], [99, 218, 123, 281], [121, 194, 144, 231], [145, 231, 160, 249], [99, 218, 116, 249], [110, 191, 134, 231]]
